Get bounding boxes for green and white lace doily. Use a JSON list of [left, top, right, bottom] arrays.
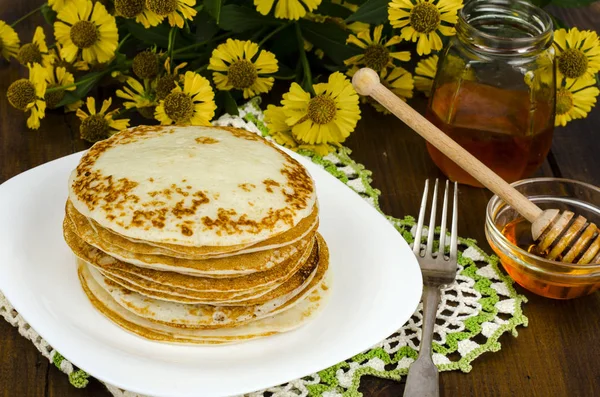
[[0, 100, 528, 397]]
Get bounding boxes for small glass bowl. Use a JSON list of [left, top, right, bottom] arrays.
[[485, 178, 600, 299]]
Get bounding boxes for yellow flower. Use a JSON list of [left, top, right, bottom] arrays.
[[370, 67, 414, 114], [17, 27, 52, 67], [76, 97, 130, 142], [116, 76, 158, 118], [49, 43, 90, 72], [155, 71, 216, 126], [6, 64, 47, 130], [264, 105, 298, 149], [54, 0, 118, 64], [553, 28, 600, 81], [254, 0, 321, 20], [281, 72, 360, 146], [0, 20, 20, 61], [209, 39, 278, 99], [388, 0, 463, 55], [347, 21, 370, 35], [44, 65, 76, 109], [114, 0, 164, 28], [155, 58, 187, 100], [49, 0, 77, 11], [345, 25, 410, 76], [414, 54, 438, 96], [145, 0, 197, 28], [555, 75, 599, 127]]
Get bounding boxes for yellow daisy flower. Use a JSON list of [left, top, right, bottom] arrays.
[[264, 105, 298, 149], [49, 43, 90, 73], [281, 72, 361, 146], [345, 25, 411, 76], [388, 0, 463, 55], [155, 58, 187, 100], [116, 76, 158, 119], [0, 20, 20, 61], [209, 39, 279, 99], [555, 75, 599, 127], [254, 0, 321, 20], [553, 28, 600, 80], [155, 71, 216, 126], [44, 65, 76, 109], [145, 0, 197, 28], [367, 67, 414, 114], [347, 21, 370, 35], [6, 64, 47, 130], [54, 0, 118, 64], [17, 27, 53, 67], [49, 0, 77, 12], [76, 97, 130, 142], [414, 54, 438, 95], [114, 0, 164, 28]]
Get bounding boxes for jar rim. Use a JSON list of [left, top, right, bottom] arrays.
[[457, 0, 554, 55]]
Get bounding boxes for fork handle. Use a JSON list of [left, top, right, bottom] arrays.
[[403, 285, 441, 397]]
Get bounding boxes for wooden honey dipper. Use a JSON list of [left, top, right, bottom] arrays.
[[352, 68, 600, 264]]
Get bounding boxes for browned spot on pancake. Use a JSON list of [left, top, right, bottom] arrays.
[[181, 225, 193, 236], [321, 284, 329, 291], [263, 179, 280, 193], [238, 183, 256, 192], [248, 202, 254, 206], [148, 178, 154, 182], [221, 126, 260, 141], [280, 159, 313, 210], [195, 136, 219, 144], [171, 191, 210, 219], [130, 208, 168, 229], [174, 187, 189, 197]]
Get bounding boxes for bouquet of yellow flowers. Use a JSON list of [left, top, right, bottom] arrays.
[[1, 0, 599, 153]]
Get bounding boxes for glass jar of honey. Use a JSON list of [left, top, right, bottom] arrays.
[[426, 0, 556, 187]]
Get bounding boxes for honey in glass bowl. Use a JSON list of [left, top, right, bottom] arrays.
[[485, 178, 600, 300]]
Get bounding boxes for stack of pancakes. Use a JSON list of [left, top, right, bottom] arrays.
[[62, 125, 331, 344]]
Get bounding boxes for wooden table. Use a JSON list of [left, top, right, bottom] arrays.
[[1, 2, 599, 396]]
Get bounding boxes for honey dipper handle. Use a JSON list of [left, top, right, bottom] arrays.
[[352, 68, 543, 223]]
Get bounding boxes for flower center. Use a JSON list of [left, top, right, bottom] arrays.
[[227, 60, 258, 90], [146, 0, 178, 15], [115, 0, 145, 18], [307, 95, 336, 125], [556, 88, 574, 115], [156, 74, 177, 100], [133, 51, 159, 79], [7, 79, 37, 110], [363, 44, 390, 72], [410, 3, 441, 34], [163, 92, 194, 123], [80, 114, 110, 142], [70, 21, 99, 49], [45, 84, 65, 109], [558, 48, 588, 79], [17, 43, 43, 66]]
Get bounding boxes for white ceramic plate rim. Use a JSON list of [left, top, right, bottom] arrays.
[[0, 149, 422, 397]]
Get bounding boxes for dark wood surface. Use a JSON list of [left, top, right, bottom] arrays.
[[1, 2, 599, 396]]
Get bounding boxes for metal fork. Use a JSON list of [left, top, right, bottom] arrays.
[[403, 179, 459, 397]]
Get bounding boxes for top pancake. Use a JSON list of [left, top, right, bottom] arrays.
[[68, 125, 316, 247]]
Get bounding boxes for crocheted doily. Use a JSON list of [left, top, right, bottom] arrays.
[[0, 100, 528, 397]]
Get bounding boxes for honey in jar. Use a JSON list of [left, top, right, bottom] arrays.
[[425, 0, 556, 187]]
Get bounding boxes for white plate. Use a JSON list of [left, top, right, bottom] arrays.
[[0, 150, 422, 397]]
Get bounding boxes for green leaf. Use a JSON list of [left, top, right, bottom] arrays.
[[345, 0, 388, 24], [550, 14, 568, 29], [550, 0, 598, 6], [314, 0, 353, 19], [215, 91, 239, 116], [205, 0, 224, 24], [527, 0, 551, 7], [41, 3, 57, 25], [299, 20, 360, 65], [218, 5, 277, 33], [56, 71, 105, 107], [124, 20, 170, 48], [194, 10, 220, 41]]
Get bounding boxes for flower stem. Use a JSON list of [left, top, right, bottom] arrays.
[[194, 65, 208, 73], [46, 67, 115, 93], [117, 33, 131, 51], [295, 23, 314, 95], [258, 23, 292, 48], [167, 27, 177, 70], [173, 32, 233, 54], [11, 6, 42, 27]]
